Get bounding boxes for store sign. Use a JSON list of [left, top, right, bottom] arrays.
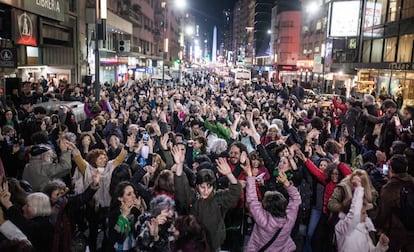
[[0, 0, 64, 21], [389, 63, 414, 71], [0, 48, 17, 68], [13, 10, 38, 46]]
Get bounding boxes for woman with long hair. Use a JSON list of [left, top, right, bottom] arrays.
[[108, 181, 144, 251]]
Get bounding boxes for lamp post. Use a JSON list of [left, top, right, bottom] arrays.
[[95, 0, 107, 101], [161, 1, 167, 86], [161, 0, 186, 86]]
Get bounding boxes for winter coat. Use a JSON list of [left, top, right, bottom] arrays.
[[245, 177, 301, 252], [304, 159, 352, 214], [4, 205, 54, 252], [375, 173, 414, 251], [22, 151, 72, 192], [328, 178, 378, 216], [174, 174, 242, 251], [335, 187, 388, 252]]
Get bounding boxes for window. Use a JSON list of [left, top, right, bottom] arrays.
[[402, 0, 414, 19], [383, 37, 397, 62], [363, 40, 372, 63], [316, 21, 322, 31], [371, 39, 383, 62], [280, 36, 291, 43], [387, 0, 398, 22], [397, 34, 414, 62]]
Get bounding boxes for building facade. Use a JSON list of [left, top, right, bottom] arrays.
[[270, 1, 301, 83]]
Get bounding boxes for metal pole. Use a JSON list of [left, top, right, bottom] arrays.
[[95, 21, 100, 101], [162, 3, 166, 86]]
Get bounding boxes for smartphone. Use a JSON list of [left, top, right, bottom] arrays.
[[142, 132, 149, 142], [382, 164, 389, 176], [256, 173, 266, 181]]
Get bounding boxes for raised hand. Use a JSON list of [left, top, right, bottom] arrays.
[[149, 218, 159, 239], [171, 145, 185, 165], [240, 151, 248, 164], [160, 134, 169, 150], [216, 157, 232, 176], [240, 158, 252, 177], [277, 171, 290, 188], [91, 168, 100, 187], [0, 181, 12, 209], [295, 149, 307, 162], [121, 200, 133, 218]]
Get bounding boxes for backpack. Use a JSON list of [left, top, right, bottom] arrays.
[[400, 183, 414, 231]]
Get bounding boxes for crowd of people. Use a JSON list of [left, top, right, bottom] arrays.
[[0, 73, 413, 252]]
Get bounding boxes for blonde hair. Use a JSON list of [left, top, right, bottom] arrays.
[[350, 169, 377, 203]]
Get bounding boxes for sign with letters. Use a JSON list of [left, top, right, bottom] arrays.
[[0, 0, 64, 21], [0, 48, 17, 68]]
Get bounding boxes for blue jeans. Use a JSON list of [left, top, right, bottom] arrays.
[[303, 208, 322, 252]]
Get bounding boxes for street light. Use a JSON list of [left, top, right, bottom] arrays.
[[95, 0, 107, 101], [161, 0, 186, 86]]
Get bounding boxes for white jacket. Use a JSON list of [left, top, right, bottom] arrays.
[[335, 187, 388, 252]]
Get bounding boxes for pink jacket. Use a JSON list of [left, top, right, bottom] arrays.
[[245, 177, 301, 252]]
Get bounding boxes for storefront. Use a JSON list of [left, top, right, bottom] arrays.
[[357, 64, 414, 105], [0, 0, 77, 82]]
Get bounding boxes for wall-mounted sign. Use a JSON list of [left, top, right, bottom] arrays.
[[0, 0, 64, 22], [13, 10, 38, 46], [0, 48, 17, 68]]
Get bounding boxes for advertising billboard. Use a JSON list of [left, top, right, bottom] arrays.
[[329, 1, 360, 37]]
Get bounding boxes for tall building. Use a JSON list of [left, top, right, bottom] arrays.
[[221, 9, 233, 59], [232, 0, 254, 65], [270, 0, 301, 83], [253, 0, 273, 62]]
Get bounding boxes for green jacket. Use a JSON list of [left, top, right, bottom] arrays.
[[174, 174, 242, 251], [204, 120, 231, 141]]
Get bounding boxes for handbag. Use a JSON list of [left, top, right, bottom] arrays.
[[257, 228, 282, 252]]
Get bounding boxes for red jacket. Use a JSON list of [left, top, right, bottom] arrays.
[[305, 159, 352, 214]]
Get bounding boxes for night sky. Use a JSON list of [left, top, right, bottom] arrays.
[[189, 0, 237, 36]]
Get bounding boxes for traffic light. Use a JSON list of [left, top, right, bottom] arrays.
[[118, 40, 125, 52]]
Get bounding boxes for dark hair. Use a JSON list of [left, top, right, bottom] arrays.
[[391, 140, 407, 155], [31, 131, 49, 145], [262, 191, 288, 217], [325, 163, 344, 183], [361, 162, 377, 173], [173, 215, 210, 252], [195, 169, 216, 188], [153, 170, 175, 194], [390, 154, 408, 174], [324, 140, 341, 155], [310, 117, 324, 130], [110, 163, 133, 198], [110, 181, 137, 211], [194, 154, 211, 164], [404, 105, 414, 117], [33, 106, 47, 115], [382, 99, 397, 109], [230, 141, 248, 154], [240, 120, 250, 128], [194, 136, 207, 154]]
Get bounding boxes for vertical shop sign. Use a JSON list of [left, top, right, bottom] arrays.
[[13, 9, 38, 46], [0, 48, 17, 68]]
